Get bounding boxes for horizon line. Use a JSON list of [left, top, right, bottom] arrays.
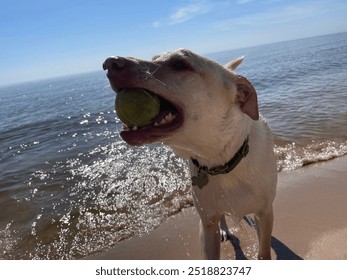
[[1, 31, 346, 88]]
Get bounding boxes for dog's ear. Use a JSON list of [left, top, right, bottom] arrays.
[[225, 56, 244, 70], [236, 75, 259, 121]]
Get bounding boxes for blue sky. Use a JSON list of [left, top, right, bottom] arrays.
[[1, 0, 347, 85]]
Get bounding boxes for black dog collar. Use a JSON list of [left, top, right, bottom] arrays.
[[191, 138, 249, 188]]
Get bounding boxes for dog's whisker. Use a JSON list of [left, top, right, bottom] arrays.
[[151, 66, 160, 76], [145, 66, 168, 88], [154, 77, 167, 88]]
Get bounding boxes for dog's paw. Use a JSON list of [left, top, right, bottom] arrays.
[[220, 229, 229, 242]]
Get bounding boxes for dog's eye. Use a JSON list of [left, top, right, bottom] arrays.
[[170, 59, 193, 71]]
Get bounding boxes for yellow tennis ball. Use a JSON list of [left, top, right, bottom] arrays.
[[115, 89, 160, 127]]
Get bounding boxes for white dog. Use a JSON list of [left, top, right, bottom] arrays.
[[103, 49, 277, 260]]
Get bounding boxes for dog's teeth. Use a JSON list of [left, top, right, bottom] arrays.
[[165, 113, 174, 122], [155, 113, 177, 127], [123, 124, 130, 131], [132, 126, 138, 131]]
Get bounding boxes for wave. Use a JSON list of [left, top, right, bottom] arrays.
[[2, 136, 346, 259], [274, 139, 347, 172]]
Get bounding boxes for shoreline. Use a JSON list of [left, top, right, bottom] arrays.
[[87, 155, 347, 260]]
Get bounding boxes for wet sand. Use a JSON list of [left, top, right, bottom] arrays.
[[87, 156, 347, 260]]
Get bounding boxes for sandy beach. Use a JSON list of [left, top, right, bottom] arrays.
[[88, 155, 347, 260]]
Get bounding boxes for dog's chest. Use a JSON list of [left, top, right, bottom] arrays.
[[191, 172, 257, 219]]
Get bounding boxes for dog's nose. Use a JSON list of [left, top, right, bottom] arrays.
[[102, 56, 126, 71]]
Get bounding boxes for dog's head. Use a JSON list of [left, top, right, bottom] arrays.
[[103, 49, 258, 158]]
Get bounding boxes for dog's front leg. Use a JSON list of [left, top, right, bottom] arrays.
[[219, 215, 231, 242], [255, 206, 274, 260], [199, 216, 221, 259]]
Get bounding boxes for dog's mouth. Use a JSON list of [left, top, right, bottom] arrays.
[[116, 88, 184, 146]]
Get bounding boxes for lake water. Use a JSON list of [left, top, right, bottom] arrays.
[[0, 32, 346, 259]]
